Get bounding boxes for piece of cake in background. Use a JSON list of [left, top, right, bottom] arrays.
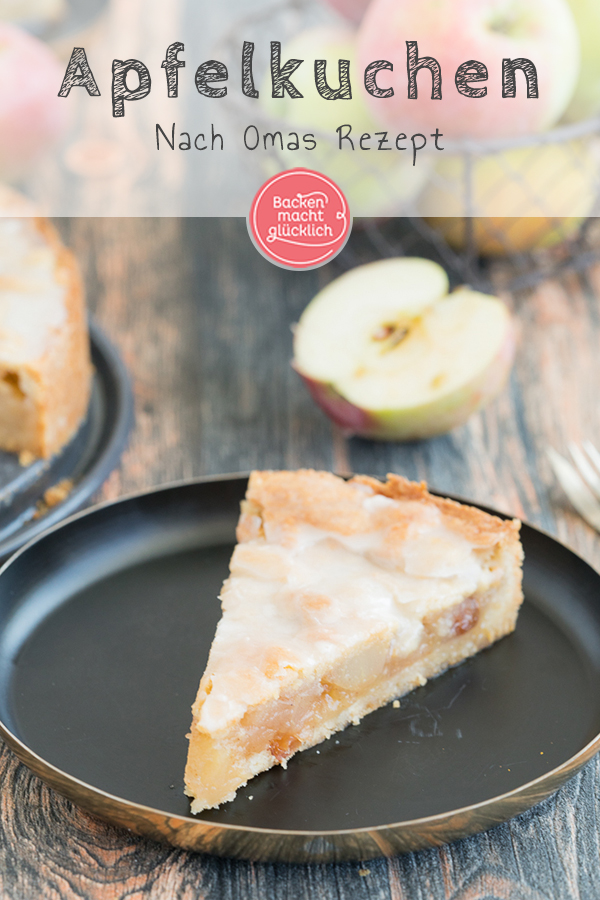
[[0, 218, 92, 459]]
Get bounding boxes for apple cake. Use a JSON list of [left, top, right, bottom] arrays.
[[0, 217, 92, 459], [185, 469, 524, 813]]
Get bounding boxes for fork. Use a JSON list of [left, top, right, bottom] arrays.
[[547, 441, 600, 532]]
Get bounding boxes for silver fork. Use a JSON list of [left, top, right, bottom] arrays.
[[547, 441, 600, 532]]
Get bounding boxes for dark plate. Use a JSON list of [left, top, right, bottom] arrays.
[[0, 322, 133, 560], [0, 475, 599, 863]]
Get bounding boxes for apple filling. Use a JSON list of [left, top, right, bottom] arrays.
[[189, 589, 486, 810]]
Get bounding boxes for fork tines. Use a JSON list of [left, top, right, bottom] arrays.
[[547, 444, 600, 532]]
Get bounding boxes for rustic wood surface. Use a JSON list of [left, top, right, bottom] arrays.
[[1, 217, 600, 897]]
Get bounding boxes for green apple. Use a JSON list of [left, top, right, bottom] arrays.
[[563, 0, 600, 122], [419, 139, 598, 255], [293, 258, 515, 440], [259, 26, 429, 215]]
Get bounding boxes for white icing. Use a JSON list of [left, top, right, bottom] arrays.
[[0, 218, 66, 365], [362, 493, 397, 512], [198, 491, 490, 733]]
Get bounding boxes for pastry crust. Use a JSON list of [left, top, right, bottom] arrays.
[[185, 470, 524, 814], [0, 217, 92, 458]]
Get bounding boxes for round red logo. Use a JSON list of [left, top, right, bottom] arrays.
[[248, 169, 352, 270]]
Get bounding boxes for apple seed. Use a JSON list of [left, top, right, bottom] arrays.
[[372, 324, 395, 341], [372, 323, 410, 351], [387, 326, 409, 349]]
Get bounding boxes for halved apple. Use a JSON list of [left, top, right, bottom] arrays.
[[293, 258, 515, 440]]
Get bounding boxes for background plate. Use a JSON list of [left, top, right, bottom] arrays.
[[0, 476, 600, 863], [0, 322, 133, 560]]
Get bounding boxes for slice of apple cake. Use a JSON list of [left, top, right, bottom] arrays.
[[185, 470, 524, 813], [0, 217, 92, 458]]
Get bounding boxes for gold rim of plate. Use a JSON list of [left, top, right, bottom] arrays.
[[1, 719, 598, 863], [0, 473, 596, 864]]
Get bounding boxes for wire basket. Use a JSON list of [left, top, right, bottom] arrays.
[[217, 0, 600, 291]]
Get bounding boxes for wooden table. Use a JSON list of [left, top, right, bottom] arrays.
[[1, 217, 600, 898]]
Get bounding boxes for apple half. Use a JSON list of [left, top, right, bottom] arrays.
[[293, 258, 515, 440]]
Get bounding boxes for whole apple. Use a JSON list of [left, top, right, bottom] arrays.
[[260, 26, 430, 215], [0, 23, 68, 180], [563, 0, 600, 122], [357, 0, 580, 140], [293, 257, 515, 440], [419, 139, 597, 254]]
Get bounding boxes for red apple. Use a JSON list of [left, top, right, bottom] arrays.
[[322, 0, 371, 24], [293, 257, 515, 440], [357, 0, 580, 140], [0, 23, 68, 179]]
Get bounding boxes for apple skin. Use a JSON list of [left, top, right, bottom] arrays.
[[259, 26, 430, 215], [357, 0, 580, 140], [419, 140, 596, 255], [563, 0, 600, 122], [297, 369, 379, 434], [296, 321, 516, 441], [322, 0, 371, 24], [0, 23, 68, 180]]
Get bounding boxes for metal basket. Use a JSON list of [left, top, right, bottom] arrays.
[[217, 0, 600, 291]]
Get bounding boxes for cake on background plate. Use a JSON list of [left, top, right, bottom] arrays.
[[185, 469, 524, 813], [0, 217, 92, 459]]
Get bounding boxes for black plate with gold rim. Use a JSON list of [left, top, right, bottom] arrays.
[[0, 475, 599, 863], [0, 323, 133, 560]]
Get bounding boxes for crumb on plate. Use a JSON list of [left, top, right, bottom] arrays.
[[33, 478, 74, 519]]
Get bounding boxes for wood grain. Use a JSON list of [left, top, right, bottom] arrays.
[[1, 218, 600, 897]]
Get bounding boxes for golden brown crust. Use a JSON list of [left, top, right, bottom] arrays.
[[352, 473, 521, 548], [238, 469, 372, 541], [240, 469, 520, 550], [35, 239, 93, 457]]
